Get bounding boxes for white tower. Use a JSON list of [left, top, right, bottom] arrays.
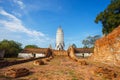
[[56, 27, 64, 50]]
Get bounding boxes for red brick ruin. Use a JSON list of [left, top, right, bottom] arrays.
[[90, 26, 120, 67]]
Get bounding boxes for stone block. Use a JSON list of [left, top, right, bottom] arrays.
[[5, 68, 29, 78], [33, 60, 45, 65]]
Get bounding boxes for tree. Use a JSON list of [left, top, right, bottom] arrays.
[[24, 45, 38, 48], [71, 43, 77, 48], [82, 35, 101, 48], [82, 39, 90, 48], [0, 39, 22, 57], [95, 0, 120, 35]]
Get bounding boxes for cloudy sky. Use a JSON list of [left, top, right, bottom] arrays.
[[0, 0, 110, 49]]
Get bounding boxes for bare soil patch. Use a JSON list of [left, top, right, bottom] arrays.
[[0, 56, 120, 80]]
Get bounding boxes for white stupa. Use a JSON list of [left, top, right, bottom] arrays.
[[56, 27, 65, 50]]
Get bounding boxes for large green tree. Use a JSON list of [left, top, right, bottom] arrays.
[[24, 45, 39, 48], [95, 0, 120, 35], [0, 39, 22, 57]]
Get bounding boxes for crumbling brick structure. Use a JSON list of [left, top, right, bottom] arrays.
[[91, 26, 120, 66]]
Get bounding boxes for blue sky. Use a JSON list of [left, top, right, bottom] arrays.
[[0, 0, 110, 49]]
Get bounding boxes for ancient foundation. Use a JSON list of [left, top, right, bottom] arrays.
[[90, 26, 120, 67]]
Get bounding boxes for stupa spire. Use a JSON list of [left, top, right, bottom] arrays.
[[56, 26, 64, 50]]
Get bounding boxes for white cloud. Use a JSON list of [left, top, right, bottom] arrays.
[[13, 0, 25, 9], [12, 11, 22, 17], [0, 0, 59, 49], [0, 8, 55, 48], [0, 8, 45, 37]]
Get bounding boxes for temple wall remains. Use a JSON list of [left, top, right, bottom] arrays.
[[91, 26, 120, 66], [52, 50, 68, 56]]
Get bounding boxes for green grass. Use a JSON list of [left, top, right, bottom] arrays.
[[3, 57, 24, 61], [72, 78, 78, 80], [68, 70, 79, 80], [69, 70, 74, 75]]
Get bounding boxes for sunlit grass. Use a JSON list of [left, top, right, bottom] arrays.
[[3, 58, 24, 61]]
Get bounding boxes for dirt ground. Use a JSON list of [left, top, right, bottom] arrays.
[[0, 56, 120, 80]]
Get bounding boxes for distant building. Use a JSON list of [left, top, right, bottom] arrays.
[[74, 48, 93, 57], [18, 48, 52, 58], [56, 27, 65, 50]]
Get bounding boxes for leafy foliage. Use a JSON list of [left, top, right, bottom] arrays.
[[95, 0, 120, 35], [71, 43, 77, 48], [82, 35, 101, 48], [0, 39, 22, 57], [24, 45, 39, 48]]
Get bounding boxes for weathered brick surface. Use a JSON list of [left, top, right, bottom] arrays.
[[91, 26, 120, 66], [52, 50, 68, 56], [33, 60, 45, 65], [67, 46, 78, 61], [5, 68, 29, 78]]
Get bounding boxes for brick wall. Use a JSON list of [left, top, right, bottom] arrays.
[[52, 50, 68, 56], [91, 26, 120, 66]]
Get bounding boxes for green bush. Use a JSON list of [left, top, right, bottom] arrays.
[[0, 39, 22, 57]]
